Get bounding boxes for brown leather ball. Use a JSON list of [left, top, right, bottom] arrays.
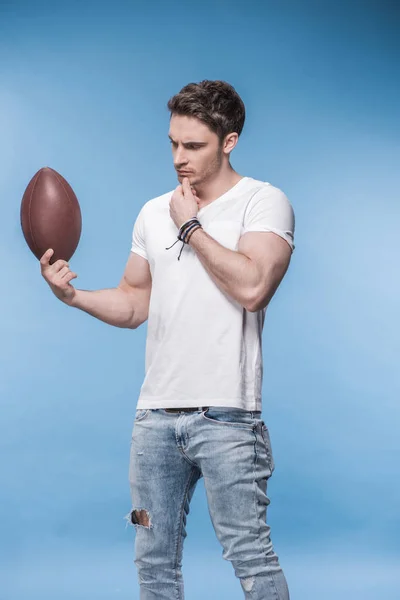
[[20, 167, 82, 264]]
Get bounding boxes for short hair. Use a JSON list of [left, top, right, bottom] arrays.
[[167, 80, 245, 146]]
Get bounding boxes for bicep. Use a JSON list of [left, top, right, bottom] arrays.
[[238, 231, 292, 311], [118, 251, 152, 327]]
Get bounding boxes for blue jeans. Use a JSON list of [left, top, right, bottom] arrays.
[[126, 407, 290, 599]]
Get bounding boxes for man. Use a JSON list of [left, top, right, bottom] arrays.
[[40, 79, 295, 599]]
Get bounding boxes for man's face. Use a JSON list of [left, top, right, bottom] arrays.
[[168, 114, 224, 187]]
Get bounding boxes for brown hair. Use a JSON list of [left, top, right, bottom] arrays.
[[167, 80, 246, 146]]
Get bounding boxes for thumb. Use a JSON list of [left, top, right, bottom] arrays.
[[40, 248, 54, 267]]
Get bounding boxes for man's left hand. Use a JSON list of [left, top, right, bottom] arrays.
[[169, 177, 200, 230]]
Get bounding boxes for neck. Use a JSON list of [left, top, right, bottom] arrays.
[[193, 169, 244, 206]]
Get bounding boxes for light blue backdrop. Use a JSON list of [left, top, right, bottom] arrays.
[[1, 1, 399, 598]]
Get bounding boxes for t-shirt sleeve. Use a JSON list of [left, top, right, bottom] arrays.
[[130, 204, 148, 260], [242, 186, 295, 252]]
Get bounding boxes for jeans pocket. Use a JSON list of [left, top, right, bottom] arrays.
[[201, 407, 256, 429], [261, 423, 275, 472], [134, 409, 151, 422]]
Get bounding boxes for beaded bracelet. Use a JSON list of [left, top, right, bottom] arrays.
[[179, 217, 199, 237], [180, 221, 201, 242], [185, 224, 202, 244], [165, 217, 203, 260]]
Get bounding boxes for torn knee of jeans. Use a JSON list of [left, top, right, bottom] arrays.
[[124, 508, 152, 529], [240, 576, 255, 592]]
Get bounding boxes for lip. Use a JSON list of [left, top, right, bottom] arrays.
[[177, 171, 192, 175]]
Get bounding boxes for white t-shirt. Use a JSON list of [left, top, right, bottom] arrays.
[[131, 176, 295, 411]]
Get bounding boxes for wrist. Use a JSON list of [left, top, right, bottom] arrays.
[[66, 289, 79, 307], [187, 225, 203, 245]]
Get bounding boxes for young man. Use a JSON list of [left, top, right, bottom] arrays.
[[40, 80, 295, 599]]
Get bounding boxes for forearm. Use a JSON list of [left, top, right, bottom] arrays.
[[188, 227, 258, 309], [69, 288, 135, 328]]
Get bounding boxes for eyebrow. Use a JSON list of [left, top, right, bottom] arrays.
[[168, 135, 207, 146]]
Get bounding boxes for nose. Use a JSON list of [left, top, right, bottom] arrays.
[[173, 147, 188, 169]]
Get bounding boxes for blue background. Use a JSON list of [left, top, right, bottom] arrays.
[[1, 1, 399, 598]]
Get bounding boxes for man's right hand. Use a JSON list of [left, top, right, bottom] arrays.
[[40, 248, 78, 305]]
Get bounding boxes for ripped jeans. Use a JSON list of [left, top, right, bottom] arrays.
[[126, 407, 290, 600]]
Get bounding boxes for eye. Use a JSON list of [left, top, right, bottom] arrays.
[[169, 141, 200, 150]]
